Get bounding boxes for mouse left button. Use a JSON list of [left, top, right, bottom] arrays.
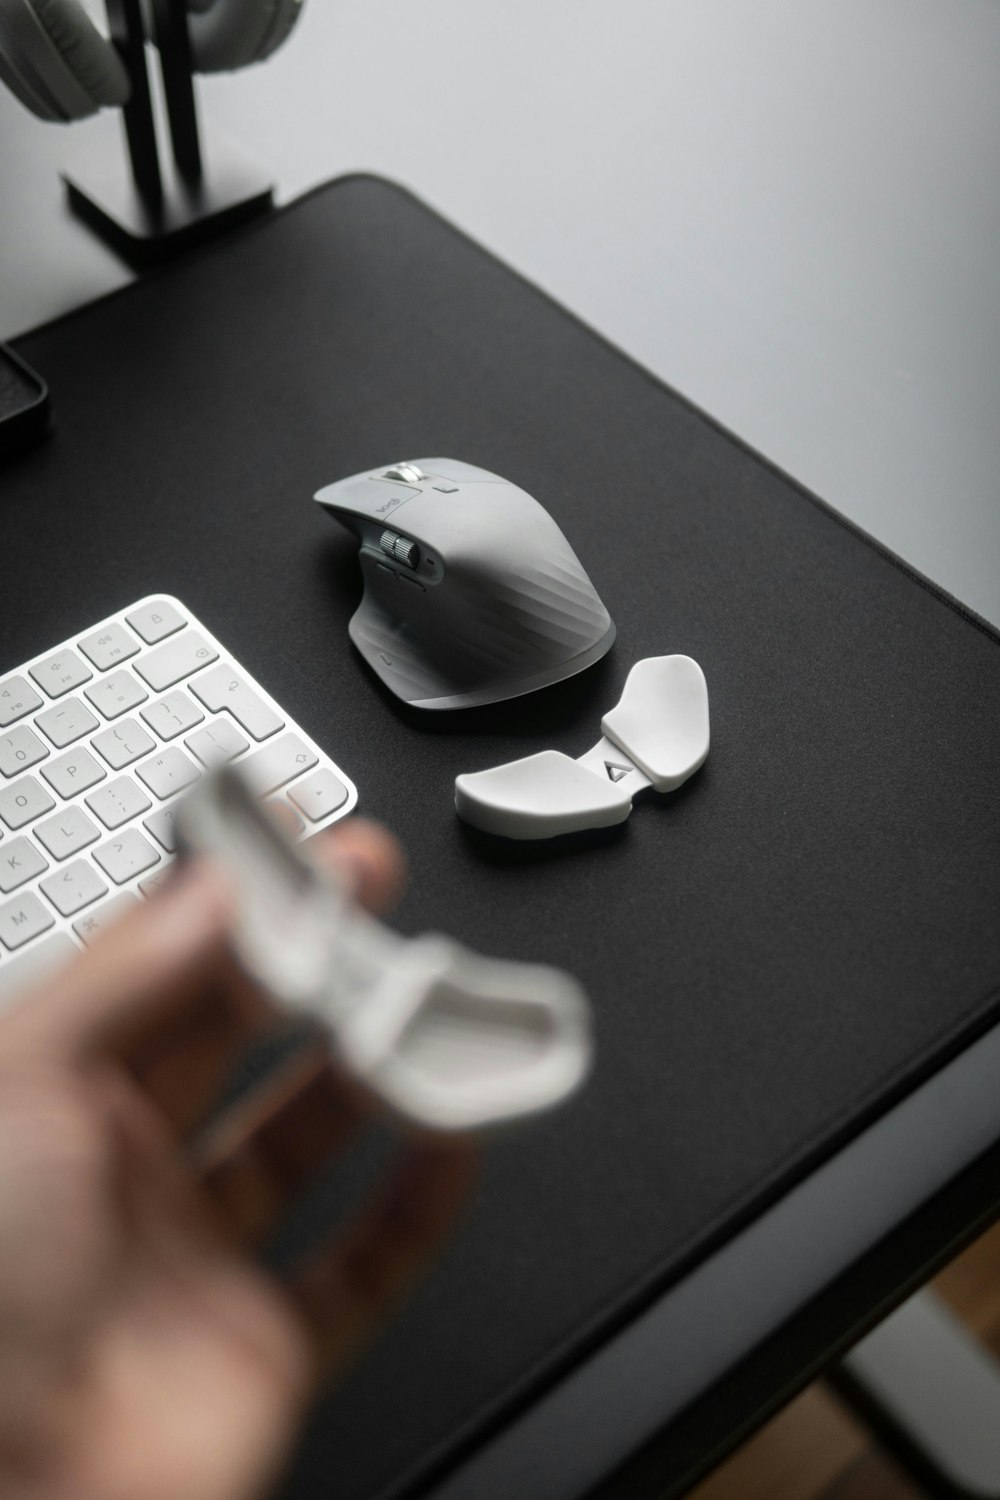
[[313, 472, 421, 523]]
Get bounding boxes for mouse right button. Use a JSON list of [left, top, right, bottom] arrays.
[[601, 655, 710, 793], [455, 750, 632, 839]]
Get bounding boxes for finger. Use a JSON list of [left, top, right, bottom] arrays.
[[125, 819, 404, 1133], [0, 818, 404, 1131], [119, 951, 280, 1136], [307, 818, 406, 916], [0, 860, 235, 1068], [285, 1136, 477, 1386], [93, 1066, 313, 1432], [194, 1045, 371, 1249]]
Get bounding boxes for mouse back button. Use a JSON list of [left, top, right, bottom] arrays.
[[455, 750, 632, 840]]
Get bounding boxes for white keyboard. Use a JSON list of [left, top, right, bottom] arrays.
[[0, 596, 358, 1004]]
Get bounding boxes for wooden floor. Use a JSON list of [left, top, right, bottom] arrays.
[[688, 1219, 1000, 1500]]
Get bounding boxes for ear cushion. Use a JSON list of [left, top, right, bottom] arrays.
[[0, 0, 129, 120], [186, 0, 302, 73]]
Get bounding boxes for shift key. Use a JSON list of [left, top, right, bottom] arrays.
[[241, 734, 317, 796], [134, 632, 218, 692], [190, 665, 283, 741]]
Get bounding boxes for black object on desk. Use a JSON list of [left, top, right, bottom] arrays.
[[0, 340, 50, 458], [64, 0, 272, 267], [5, 176, 1000, 1500]]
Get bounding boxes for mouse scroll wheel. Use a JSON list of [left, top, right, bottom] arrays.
[[383, 463, 428, 484], [380, 529, 420, 569]]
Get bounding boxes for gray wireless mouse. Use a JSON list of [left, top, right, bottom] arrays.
[[313, 459, 615, 710]]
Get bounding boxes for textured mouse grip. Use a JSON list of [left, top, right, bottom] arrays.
[[313, 457, 616, 709]]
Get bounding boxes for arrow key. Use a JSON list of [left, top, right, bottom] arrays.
[[241, 734, 317, 797]]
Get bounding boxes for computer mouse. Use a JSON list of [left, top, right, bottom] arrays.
[[313, 459, 615, 710]]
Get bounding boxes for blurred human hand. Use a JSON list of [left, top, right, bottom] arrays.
[[0, 821, 475, 1500]]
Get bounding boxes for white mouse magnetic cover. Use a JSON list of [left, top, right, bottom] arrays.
[[314, 459, 615, 709], [175, 766, 592, 1132]]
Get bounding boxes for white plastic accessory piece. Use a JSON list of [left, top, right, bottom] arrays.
[[455, 654, 709, 840], [601, 654, 710, 791], [454, 750, 633, 841], [175, 767, 592, 1132]]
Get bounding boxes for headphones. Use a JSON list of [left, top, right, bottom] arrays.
[[0, 0, 303, 122]]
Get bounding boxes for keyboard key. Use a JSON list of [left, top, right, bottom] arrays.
[[0, 776, 54, 830], [0, 675, 43, 728], [40, 860, 107, 917], [141, 690, 204, 741], [185, 720, 248, 768], [35, 697, 99, 749], [84, 669, 148, 721], [241, 734, 317, 796], [139, 868, 174, 898], [92, 719, 156, 771], [34, 806, 99, 861], [0, 891, 53, 950], [288, 767, 350, 822], [41, 748, 106, 800], [190, 666, 283, 741], [0, 726, 48, 777], [125, 599, 186, 645], [73, 891, 140, 945], [135, 748, 200, 801], [0, 599, 354, 985], [143, 807, 178, 853], [29, 648, 92, 698], [134, 632, 218, 692], [86, 777, 151, 830], [93, 830, 160, 885], [0, 933, 77, 1004], [77, 624, 140, 672], [0, 837, 48, 893]]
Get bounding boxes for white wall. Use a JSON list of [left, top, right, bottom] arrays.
[[2, 1, 998, 624]]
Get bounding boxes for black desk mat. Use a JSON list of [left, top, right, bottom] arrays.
[[6, 176, 1000, 1499]]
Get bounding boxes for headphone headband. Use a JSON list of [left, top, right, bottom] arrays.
[[0, 0, 304, 120]]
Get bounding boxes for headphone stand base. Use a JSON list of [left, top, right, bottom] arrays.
[[62, 119, 273, 271]]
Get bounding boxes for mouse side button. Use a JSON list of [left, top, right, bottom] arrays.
[[601, 655, 710, 793], [455, 750, 632, 840]]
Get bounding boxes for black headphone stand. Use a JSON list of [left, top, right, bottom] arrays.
[[62, 0, 273, 269]]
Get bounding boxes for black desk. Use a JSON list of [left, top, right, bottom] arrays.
[[6, 177, 1000, 1500]]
